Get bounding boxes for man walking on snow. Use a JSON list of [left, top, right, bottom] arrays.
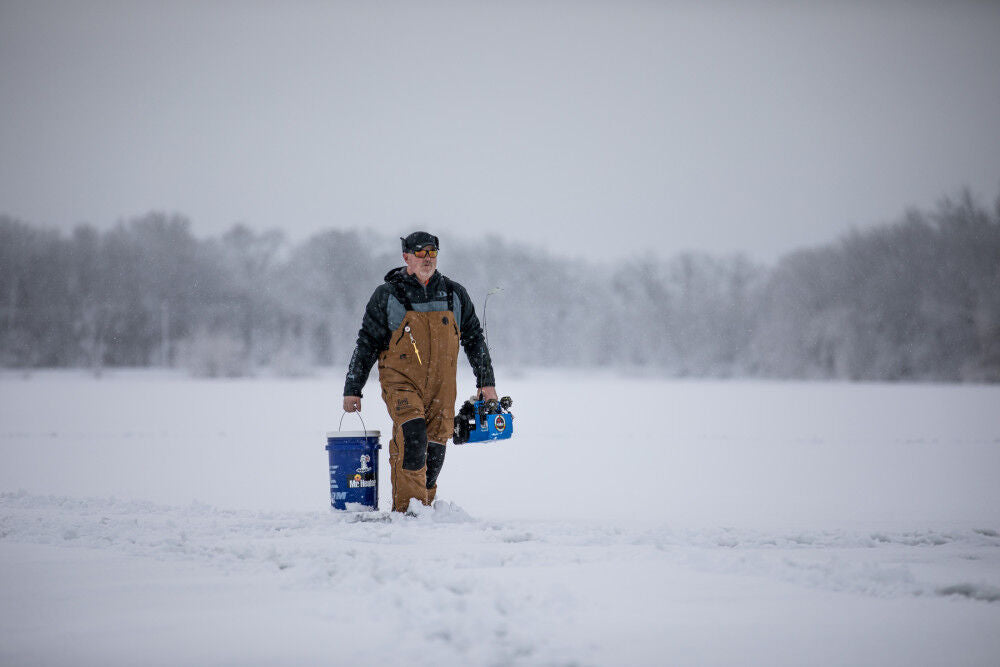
[[343, 231, 498, 512]]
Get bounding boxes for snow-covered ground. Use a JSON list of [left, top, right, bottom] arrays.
[[2, 368, 999, 666]]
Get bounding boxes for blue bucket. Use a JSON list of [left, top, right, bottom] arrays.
[[325, 428, 381, 511]]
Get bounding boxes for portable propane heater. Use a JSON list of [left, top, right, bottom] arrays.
[[453, 286, 514, 445], [453, 396, 514, 444]]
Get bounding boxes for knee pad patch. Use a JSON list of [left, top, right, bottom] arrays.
[[425, 442, 446, 489], [401, 418, 428, 471]]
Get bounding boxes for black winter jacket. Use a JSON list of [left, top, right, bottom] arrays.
[[344, 268, 495, 397]]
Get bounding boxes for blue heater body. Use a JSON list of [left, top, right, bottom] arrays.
[[453, 397, 514, 445]]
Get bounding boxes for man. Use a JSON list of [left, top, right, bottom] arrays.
[[343, 231, 498, 513]]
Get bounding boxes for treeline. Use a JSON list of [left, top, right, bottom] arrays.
[[1, 189, 998, 382]]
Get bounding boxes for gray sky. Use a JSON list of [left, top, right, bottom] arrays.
[[2, 0, 999, 264]]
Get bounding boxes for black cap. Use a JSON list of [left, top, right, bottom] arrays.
[[400, 231, 439, 253]]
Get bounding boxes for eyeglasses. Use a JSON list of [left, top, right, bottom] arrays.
[[413, 247, 438, 258]]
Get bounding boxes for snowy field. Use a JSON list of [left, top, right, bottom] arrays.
[[1, 368, 999, 666]]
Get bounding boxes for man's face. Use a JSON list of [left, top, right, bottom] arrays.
[[403, 245, 437, 276]]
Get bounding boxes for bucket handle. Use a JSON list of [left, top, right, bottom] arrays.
[[338, 410, 369, 435]]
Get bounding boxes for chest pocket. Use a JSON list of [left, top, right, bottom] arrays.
[[393, 319, 422, 362]]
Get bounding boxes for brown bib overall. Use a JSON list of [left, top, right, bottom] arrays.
[[378, 300, 460, 512]]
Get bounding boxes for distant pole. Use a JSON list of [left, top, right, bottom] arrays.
[[160, 300, 170, 367]]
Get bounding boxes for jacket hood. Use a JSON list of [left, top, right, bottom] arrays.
[[384, 267, 407, 282], [384, 267, 442, 286]]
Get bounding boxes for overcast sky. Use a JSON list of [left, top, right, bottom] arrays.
[[1, 0, 998, 264]]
